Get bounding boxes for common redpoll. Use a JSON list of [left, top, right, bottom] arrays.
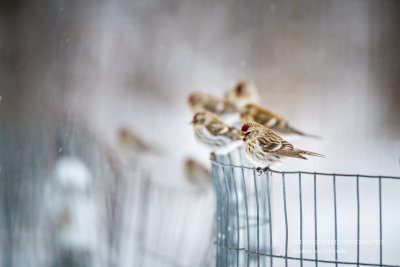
[[240, 122, 324, 171], [117, 128, 152, 154], [188, 91, 238, 115], [240, 103, 320, 138], [190, 111, 242, 154], [184, 158, 213, 186], [224, 81, 259, 109]]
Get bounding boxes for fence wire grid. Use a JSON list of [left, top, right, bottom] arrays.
[[211, 150, 400, 267]]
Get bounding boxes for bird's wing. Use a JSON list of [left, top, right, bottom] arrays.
[[202, 95, 237, 114], [225, 126, 241, 140], [257, 129, 307, 159], [206, 122, 240, 140], [206, 121, 228, 135], [254, 108, 286, 129], [203, 97, 221, 113]]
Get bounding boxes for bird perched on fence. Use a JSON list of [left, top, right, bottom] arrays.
[[240, 103, 320, 138], [190, 111, 242, 154], [240, 121, 324, 172], [188, 91, 238, 116], [184, 158, 213, 188], [224, 81, 259, 109]]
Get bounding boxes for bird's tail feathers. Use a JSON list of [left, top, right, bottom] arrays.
[[297, 149, 325, 158]]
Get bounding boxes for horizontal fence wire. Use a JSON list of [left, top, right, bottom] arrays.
[[211, 154, 400, 267], [210, 159, 400, 180], [212, 245, 400, 267]]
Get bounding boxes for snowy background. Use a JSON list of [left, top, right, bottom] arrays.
[[1, 0, 400, 266]]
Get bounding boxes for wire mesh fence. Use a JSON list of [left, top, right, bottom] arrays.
[[134, 178, 215, 267], [211, 149, 400, 267]]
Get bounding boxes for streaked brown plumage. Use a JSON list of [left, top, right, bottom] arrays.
[[184, 158, 213, 186], [240, 122, 324, 169], [188, 91, 238, 115], [240, 103, 320, 138], [191, 111, 242, 154], [224, 81, 259, 109]]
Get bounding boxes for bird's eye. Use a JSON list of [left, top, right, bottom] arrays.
[[244, 132, 250, 136]]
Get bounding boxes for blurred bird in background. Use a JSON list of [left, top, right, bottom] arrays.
[[240, 122, 325, 172], [240, 103, 320, 138], [190, 111, 241, 154], [224, 81, 259, 109], [116, 127, 154, 157], [188, 91, 238, 123], [184, 158, 213, 189]]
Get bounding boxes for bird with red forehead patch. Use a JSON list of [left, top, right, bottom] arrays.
[[190, 111, 242, 154], [224, 80, 259, 109], [240, 121, 325, 172], [188, 91, 238, 116]]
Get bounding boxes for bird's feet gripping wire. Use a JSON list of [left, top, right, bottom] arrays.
[[256, 167, 270, 175]]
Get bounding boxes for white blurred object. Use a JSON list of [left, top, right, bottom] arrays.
[[49, 157, 98, 255], [54, 157, 91, 192]]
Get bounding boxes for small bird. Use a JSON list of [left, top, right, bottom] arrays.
[[240, 103, 320, 138], [117, 128, 152, 154], [184, 158, 213, 187], [190, 111, 242, 154], [240, 121, 324, 172], [188, 91, 238, 115], [224, 81, 259, 109]]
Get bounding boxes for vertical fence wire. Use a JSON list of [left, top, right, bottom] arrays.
[[266, 172, 273, 267], [227, 154, 240, 266], [221, 164, 230, 265], [253, 170, 260, 267], [299, 173, 303, 267], [333, 175, 338, 267], [241, 168, 250, 267], [282, 174, 288, 267], [136, 178, 150, 267], [213, 159, 224, 267], [356, 175, 360, 267], [379, 176, 383, 267], [314, 174, 318, 267]]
